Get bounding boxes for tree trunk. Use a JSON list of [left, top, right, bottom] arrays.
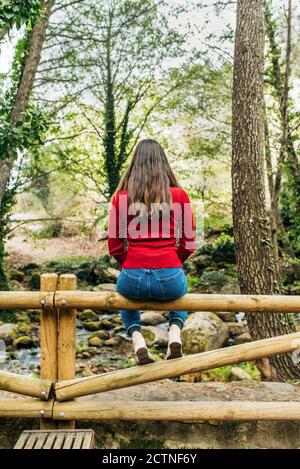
[[232, 0, 300, 381], [0, 0, 55, 206]]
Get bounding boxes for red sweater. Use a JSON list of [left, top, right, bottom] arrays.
[[108, 187, 195, 268]]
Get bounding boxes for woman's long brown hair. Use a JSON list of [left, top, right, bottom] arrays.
[[114, 139, 181, 215]]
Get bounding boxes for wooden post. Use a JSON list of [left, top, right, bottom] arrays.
[[57, 274, 77, 429], [40, 273, 58, 429], [55, 332, 300, 401]]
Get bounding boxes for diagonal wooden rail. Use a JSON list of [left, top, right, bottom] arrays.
[[0, 370, 52, 400], [54, 332, 300, 401]]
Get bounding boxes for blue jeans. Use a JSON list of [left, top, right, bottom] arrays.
[[116, 268, 188, 336]]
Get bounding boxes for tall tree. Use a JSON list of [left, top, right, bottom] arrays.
[[0, 0, 54, 289], [36, 0, 191, 198], [232, 0, 300, 380]]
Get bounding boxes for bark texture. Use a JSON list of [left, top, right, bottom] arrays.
[[232, 0, 300, 380]]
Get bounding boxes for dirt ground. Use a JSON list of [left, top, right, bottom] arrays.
[[5, 233, 108, 267]]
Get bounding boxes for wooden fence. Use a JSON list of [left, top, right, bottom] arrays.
[[0, 273, 300, 427]]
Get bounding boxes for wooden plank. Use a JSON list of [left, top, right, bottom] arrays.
[[55, 332, 300, 400], [0, 370, 52, 400], [54, 291, 300, 312], [34, 433, 48, 449], [14, 432, 29, 449], [82, 431, 95, 449], [57, 274, 77, 430], [53, 400, 300, 421], [73, 432, 84, 449], [40, 273, 58, 430], [53, 433, 65, 449], [24, 433, 37, 449], [63, 433, 75, 449], [43, 432, 56, 449]]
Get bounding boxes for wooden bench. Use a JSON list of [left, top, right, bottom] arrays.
[[14, 429, 95, 449]]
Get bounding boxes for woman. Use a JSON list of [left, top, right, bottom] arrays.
[[108, 139, 195, 365]]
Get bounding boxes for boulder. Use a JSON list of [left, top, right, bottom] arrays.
[[141, 312, 167, 326], [182, 312, 229, 354], [89, 330, 110, 340], [215, 311, 237, 322], [226, 321, 248, 336], [0, 324, 16, 340], [142, 326, 168, 348], [234, 332, 252, 345]]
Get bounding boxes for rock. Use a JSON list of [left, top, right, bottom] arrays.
[[89, 330, 110, 340], [83, 321, 102, 331], [101, 319, 114, 330], [27, 310, 40, 323], [111, 316, 123, 325], [98, 230, 108, 240], [17, 323, 31, 334], [141, 312, 167, 326], [142, 326, 168, 347], [231, 367, 253, 381], [9, 280, 25, 291], [13, 336, 34, 348], [226, 322, 248, 336], [234, 332, 252, 344], [104, 337, 120, 347], [0, 324, 16, 340], [88, 337, 103, 347], [182, 312, 229, 354], [105, 268, 120, 279], [114, 326, 125, 333], [93, 283, 117, 292], [215, 311, 237, 322], [80, 310, 99, 321]]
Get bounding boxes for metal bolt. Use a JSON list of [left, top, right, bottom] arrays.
[[40, 299, 46, 306], [60, 412, 65, 417], [40, 409, 45, 416], [41, 390, 46, 398], [61, 299, 66, 305]]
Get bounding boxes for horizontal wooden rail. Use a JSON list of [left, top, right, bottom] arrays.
[[0, 371, 52, 400], [1, 291, 300, 312], [0, 399, 53, 419], [54, 291, 300, 312], [0, 291, 54, 310], [1, 399, 300, 421], [55, 332, 300, 401], [51, 400, 300, 421]]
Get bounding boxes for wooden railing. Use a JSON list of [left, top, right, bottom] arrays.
[[0, 273, 300, 425]]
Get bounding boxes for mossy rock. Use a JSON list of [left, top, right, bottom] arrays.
[[89, 330, 110, 340], [13, 336, 34, 348], [101, 319, 114, 330], [17, 323, 31, 334], [88, 337, 103, 347], [80, 310, 99, 321], [84, 321, 102, 331]]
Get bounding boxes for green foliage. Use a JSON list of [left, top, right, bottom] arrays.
[[199, 270, 228, 289], [199, 233, 236, 264], [0, 0, 41, 31]]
